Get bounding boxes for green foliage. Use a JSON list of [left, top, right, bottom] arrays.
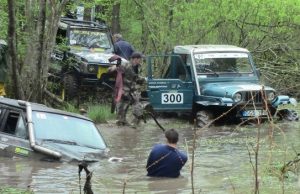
[[2, 0, 299, 98], [60, 102, 114, 123], [0, 0, 8, 39], [62, 103, 80, 114], [87, 104, 115, 123], [0, 186, 33, 194], [112, 0, 300, 97]]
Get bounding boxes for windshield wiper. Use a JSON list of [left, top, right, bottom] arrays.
[[41, 139, 78, 145], [79, 144, 103, 150]]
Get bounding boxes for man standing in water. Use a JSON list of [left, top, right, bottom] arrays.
[[108, 52, 145, 127], [146, 129, 188, 178]]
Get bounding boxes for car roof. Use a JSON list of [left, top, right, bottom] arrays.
[[0, 97, 91, 121], [174, 45, 249, 54]]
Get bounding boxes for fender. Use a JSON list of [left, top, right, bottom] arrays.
[[272, 95, 297, 107]]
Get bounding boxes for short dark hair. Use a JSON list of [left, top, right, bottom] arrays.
[[165, 129, 179, 144], [130, 52, 144, 59]]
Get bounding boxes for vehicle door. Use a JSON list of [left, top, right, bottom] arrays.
[[0, 106, 32, 158], [146, 55, 194, 112]]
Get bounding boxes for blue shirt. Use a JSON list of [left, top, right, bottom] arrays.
[[114, 39, 134, 60], [146, 144, 188, 178]]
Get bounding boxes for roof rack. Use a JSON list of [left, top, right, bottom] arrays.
[[60, 17, 108, 29]]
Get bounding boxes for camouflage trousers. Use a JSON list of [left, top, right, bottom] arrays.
[[0, 82, 5, 96], [116, 92, 144, 126]]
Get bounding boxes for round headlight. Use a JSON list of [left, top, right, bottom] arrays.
[[267, 92, 275, 101], [233, 92, 242, 102], [87, 65, 96, 73]]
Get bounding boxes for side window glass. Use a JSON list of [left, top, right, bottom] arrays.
[[174, 55, 188, 81], [150, 56, 171, 79], [15, 116, 28, 139], [149, 55, 189, 81], [3, 111, 20, 135]]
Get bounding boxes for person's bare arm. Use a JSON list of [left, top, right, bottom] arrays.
[[108, 65, 117, 73]]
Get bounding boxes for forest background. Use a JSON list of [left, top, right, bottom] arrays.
[[0, 0, 299, 103]]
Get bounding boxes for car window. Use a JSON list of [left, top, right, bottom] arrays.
[[69, 29, 111, 49], [2, 110, 26, 139], [3, 111, 19, 134], [32, 111, 106, 149], [15, 116, 28, 139], [194, 52, 253, 74], [150, 55, 189, 80]]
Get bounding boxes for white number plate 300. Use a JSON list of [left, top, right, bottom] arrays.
[[161, 93, 183, 104]]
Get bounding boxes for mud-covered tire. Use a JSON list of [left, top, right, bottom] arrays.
[[63, 74, 79, 101], [277, 109, 299, 121], [196, 110, 214, 128]]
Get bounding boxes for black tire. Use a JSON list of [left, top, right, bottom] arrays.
[[277, 109, 299, 121], [196, 110, 214, 128], [63, 74, 79, 101]]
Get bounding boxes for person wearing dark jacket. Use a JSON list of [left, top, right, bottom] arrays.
[[112, 34, 134, 60], [146, 129, 188, 178]]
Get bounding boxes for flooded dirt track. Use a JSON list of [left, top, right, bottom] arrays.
[[1, 118, 300, 193]]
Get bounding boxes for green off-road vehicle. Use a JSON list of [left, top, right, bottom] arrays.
[[146, 45, 298, 127], [49, 17, 120, 100]]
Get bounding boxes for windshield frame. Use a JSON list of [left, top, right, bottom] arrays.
[[31, 111, 107, 150]]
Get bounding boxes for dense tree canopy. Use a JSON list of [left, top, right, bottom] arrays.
[[0, 0, 299, 101]]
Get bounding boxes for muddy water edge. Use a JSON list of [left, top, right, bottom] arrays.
[[0, 118, 300, 193]]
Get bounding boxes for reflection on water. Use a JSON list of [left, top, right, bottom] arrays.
[[0, 119, 300, 193]]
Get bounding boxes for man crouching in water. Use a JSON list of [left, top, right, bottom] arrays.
[[108, 52, 146, 128], [146, 129, 188, 178]]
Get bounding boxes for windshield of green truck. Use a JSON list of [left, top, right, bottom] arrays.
[[69, 29, 111, 49], [194, 52, 253, 74]]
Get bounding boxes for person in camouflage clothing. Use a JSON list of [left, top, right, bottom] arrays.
[[0, 40, 7, 96], [108, 52, 145, 127]]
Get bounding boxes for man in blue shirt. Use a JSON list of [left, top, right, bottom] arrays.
[[146, 129, 188, 178], [112, 34, 134, 60]]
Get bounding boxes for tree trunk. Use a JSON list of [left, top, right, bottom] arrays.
[[6, 0, 68, 102], [36, 0, 46, 102], [7, 0, 24, 99], [111, 2, 121, 34]]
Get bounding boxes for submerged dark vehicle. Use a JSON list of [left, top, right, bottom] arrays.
[[0, 97, 109, 162]]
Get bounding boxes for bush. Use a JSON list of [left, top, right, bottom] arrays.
[[87, 104, 115, 123]]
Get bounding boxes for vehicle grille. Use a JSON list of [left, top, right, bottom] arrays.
[[244, 91, 264, 103]]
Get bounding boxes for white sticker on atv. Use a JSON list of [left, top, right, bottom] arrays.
[[161, 93, 183, 104]]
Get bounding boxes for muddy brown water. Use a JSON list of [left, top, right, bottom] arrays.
[[1, 118, 300, 193]]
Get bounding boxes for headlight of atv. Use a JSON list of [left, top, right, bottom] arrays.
[[87, 65, 98, 73], [267, 92, 275, 101], [233, 92, 242, 102]]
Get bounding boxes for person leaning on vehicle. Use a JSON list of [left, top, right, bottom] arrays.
[[112, 33, 134, 60], [0, 40, 7, 96], [108, 52, 146, 127], [146, 129, 188, 178]]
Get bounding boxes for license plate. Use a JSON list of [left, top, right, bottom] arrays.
[[242, 110, 267, 117]]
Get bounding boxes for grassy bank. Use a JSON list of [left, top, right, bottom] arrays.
[[63, 103, 115, 123], [0, 187, 32, 194]]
